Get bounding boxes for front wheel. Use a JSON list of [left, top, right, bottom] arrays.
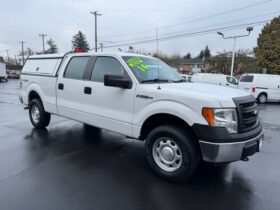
[[29, 99, 51, 129], [145, 125, 200, 182]]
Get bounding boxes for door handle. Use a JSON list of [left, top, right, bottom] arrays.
[[84, 87, 92, 94], [58, 83, 64, 90]]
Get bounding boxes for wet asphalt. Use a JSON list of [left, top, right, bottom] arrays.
[[0, 80, 280, 210]]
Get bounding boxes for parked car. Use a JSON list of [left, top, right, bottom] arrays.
[[8, 72, 20, 79], [180, 74, 192, 82], [19, 52, 263, 182], [191, 73, 239, 88], [0, 62, 8, 82], [238, 73, 280, 103]]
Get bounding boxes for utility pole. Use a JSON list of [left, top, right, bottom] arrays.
[[217, 27, 253, 77], [19, 41, 25, 65], [99, 43, 104, 52], [5, 49, 9, 63], [90, 11, 101, 52], [39, 33, 47, 54]]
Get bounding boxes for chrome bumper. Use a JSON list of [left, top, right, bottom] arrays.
[[199, 132, 264, 163]]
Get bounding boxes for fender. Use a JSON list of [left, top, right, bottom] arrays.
[[27, 82, 45, 104], [26, 81, 58, 114], [132, 100, 208, 138]]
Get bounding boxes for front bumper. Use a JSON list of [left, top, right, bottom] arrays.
[[199, 132, 263, 163], [191, 122, 263, 163]]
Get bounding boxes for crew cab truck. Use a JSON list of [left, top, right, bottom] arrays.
[[19, 52, 263, 182]]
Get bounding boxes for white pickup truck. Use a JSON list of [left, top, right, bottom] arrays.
[[19, 52, 263, 182]]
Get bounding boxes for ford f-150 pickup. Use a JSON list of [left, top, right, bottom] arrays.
[[19, 52, 263, 182]]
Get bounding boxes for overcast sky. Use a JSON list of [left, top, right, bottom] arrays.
[[0, 0, 279, 59]]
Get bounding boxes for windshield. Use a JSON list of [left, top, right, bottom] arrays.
[[122, 56, 182, 83]]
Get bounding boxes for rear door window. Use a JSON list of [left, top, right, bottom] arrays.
[[240, 75, 254, 82], [64, 56, 90, 80]]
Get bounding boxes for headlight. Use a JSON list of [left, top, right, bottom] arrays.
[[202, 108, 238, 134]]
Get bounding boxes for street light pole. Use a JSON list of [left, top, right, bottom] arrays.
[[230, 37, 237, 77], [217, 27, 253, 77]]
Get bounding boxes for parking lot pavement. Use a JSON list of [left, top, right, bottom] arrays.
[[0, 80, 280, 210]]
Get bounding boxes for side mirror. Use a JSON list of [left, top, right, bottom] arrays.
[[104, 74, 132, 89]]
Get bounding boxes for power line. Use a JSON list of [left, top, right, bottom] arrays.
[[103, 20, 270, 49], [108, 12, 279, 44], [100, 0, 272, 39]]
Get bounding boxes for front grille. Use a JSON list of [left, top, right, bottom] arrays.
[[239, 102, 258, 132], [233, 96, 259, 133]]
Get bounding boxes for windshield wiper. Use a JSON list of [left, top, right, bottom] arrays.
[[141, 79, 170, 83]]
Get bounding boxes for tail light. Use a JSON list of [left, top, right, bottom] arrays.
[[251, 86, 256, 93]]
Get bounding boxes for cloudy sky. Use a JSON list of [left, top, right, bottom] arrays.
[[0, 0, 279, 59]]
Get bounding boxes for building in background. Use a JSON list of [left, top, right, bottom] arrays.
[[177, 58, 205, 74]]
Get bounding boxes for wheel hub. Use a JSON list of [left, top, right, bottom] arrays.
[[152, 137, 183, 172], [31, 105, 40, 123], [161, 146, 175, 161]]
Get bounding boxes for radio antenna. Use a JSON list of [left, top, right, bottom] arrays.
[[156, 27, 161, 90]]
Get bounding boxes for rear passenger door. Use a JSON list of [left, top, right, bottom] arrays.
[[56, 56, 91, 119]]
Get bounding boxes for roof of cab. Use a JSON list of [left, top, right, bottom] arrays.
[[28, 52, 152, 59]]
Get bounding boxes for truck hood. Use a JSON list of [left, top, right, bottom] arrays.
[[146, 82, 251, 107]]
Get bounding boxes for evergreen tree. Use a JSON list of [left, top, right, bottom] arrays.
[[204, 45, 211, 58], [254, 16, 280, 74], [184, 52, 191, 59], [46, 39, 58, 54], [71, 31, 90, 51], [198, 50, 204, 59], [198, 45, 211, 59]]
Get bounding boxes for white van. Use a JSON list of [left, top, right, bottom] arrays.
[[0, 62, 8, 82], [239, 73, 280, 103], [190, 73, 238, 88]]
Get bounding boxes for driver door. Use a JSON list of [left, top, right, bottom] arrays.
[[82, 56, 136, 136]]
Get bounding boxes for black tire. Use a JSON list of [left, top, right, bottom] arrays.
[[145, 125, 200, 183], [29, 99, 51, 129], [257, 93, 267, 104]]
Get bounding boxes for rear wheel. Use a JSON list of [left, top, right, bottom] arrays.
[[257, 93, 267, 104], [145, 125, 200, 182], [29, 99, 51, 129]]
